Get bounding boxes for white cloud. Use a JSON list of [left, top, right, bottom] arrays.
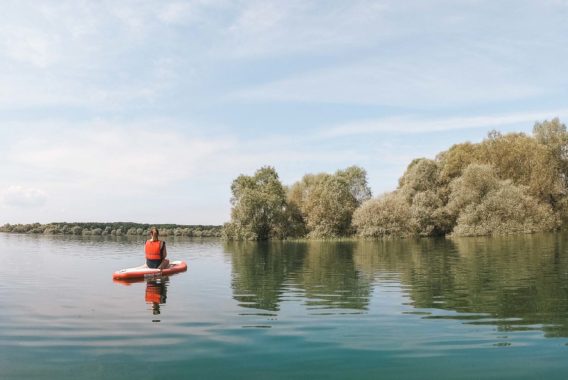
[[230, 53, 544, 107], [222, 0, 391, 58], [1, 185, 47, 208], [5, 121, 234, 193], [0, 25, 58, 67], [322, 109, 568, 137]]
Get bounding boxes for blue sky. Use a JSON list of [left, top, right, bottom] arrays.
[[1, 0, 567, 225]]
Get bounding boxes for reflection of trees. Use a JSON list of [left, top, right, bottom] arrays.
[[226, 242, 307, 311], [225, 241, 373, 312], [354, 234, 568, 337], [298, 242, 372, 310], [449, 234, 568, 337], [228, 234, 568, 337]]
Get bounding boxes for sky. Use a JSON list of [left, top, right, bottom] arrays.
[[1, 0, 567, 225]]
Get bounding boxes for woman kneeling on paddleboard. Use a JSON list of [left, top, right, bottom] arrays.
[[145, 227, 169, 270]]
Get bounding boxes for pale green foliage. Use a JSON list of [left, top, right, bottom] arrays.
[[533, 118, 568, 198], [437, 142, 481, 183], [302, 174, 358, 238], [286, 166, 369, 238], [397, 158, 451, 235], [446, 164, 500, 218], [453, 181, 560, 236], [478, 131, 564, 204], [287, 173, 327, 214], [282, 200, 307, 238], [352, 192, 413, 238], [399, 158, 440, 200], [335, 166, 372, 205], [447, 164, 560, 236], [533, 118, 567, 146], [224, 166, 289, 240], [409, 190, 450, 236]]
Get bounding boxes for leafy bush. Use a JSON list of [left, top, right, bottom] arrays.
[[452, 181, 560, 236], [352, 192, 413, 238]]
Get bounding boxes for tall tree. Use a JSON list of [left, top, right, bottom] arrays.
[[224, 166, 288, 240], [335, 166, 372, 205]]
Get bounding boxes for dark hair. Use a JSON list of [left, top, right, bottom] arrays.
[[149, 226, 159, 238]]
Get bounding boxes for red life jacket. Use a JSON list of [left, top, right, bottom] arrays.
[[145, 240, 162, 260]]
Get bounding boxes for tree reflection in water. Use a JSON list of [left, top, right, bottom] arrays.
[[353, 234, 568, 338], [226, 233, 568, 337], [225, 241, 372, 313]]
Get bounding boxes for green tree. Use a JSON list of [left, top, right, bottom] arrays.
[[224, 166, 289, 240], [301, 174, 358, 238], [335, 166, 372, 205], [352, 192, 413, 238], [437, 142, 481, 183], [287, 166, 369, 238], [397, 158, 450, 235], [452, 181, 559, 236], [477, 131, 564, 205], [446, 164, 501, 220], [399, 158, 440, 201], [447, 164, 560, 236]]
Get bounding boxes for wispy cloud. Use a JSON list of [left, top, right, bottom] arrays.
[[230, 53, 546, 107], [0, 185, 47, 208], [322, 109, 568, 137], [219, 1, 378, 57]]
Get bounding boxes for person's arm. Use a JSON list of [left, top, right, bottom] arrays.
[[160, 241, 168, 259]]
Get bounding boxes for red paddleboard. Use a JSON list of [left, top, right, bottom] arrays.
[[112, 260, 187, 280]]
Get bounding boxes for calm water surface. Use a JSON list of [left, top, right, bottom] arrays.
[[2, 232, 568, 379]]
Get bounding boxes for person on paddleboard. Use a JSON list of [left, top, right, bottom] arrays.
[[145, 227, 170, 270]]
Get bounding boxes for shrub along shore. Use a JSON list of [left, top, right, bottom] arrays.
[[0, 222, 222, 237], [224, 118, 568, 240]]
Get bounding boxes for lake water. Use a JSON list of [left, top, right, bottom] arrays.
[[2, 232, 568, 379]]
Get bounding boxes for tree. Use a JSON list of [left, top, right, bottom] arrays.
[[302, 174, 358, 238], [477, 132, 564, 205], [335, 166, 372, 205], [437, 142, 481, 183], [396, 158, 451, 236], [398, 158, 440, 200], [287, 167, 368, 238], [224, 166, 288, 240], [446, 164, 501, 219], [409, 190, 451, 236], [352, 192, 413, 238], [452, 181, 559, 236], [447, 164, 560, 236]]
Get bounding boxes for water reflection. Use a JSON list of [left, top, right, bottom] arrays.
[[227, 242, 306, 311], [353, 234, 568, 337], [226, 233, 568, 337], [225, 241, 372, 313], [113, 277, 169, 318], [146, 279, 168, 315]]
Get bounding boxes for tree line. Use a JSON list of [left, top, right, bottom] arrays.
[[0, 222, 223, 237], [224, 118, 568, 240]]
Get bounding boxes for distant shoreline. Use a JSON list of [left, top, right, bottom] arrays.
[[0, 222, 223, 238]]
